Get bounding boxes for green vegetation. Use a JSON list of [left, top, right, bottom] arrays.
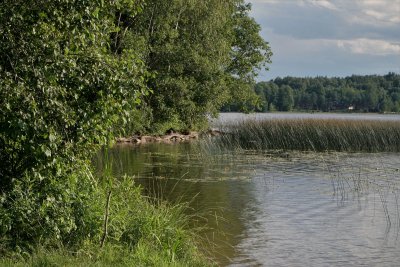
[[126, 0, 271, 133], [0, 0, 145, 253], [0, 0, 271, 264], [0, 177, 210, 266], [214, 119, 400, 152], [223, 73, 400, 112]]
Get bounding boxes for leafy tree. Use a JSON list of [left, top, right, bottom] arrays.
[[256, 81, 279, 111], [254, 83, 268, 111], [128, 0, 271, 131], [225, 1, 272, 112], [277, 85, 294, 111], [0, 0, 148, 250], [363, 85, 380, 111]]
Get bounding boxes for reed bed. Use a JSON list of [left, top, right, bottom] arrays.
[[214, 119, 400, 152]]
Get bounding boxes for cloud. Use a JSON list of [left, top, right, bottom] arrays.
[[337, 39, 400, 55], [308, 0, 338, 10], [345, 0, 400, 26], [256, 0, 339, 9], [248, 0, 400, 78], [252, 0, 400, 27], [250, 0, 293, 3], [250, 0, 400, 40]]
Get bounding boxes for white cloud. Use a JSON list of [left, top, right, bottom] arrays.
[[337, 38, 400, 55], [268, 31, 400, 56], [250, 0, 304, 5], [364, 10, 387, 21], [308, 0, 338, 10], [349, 0, 400, 26], [249, 0, 283, 3], [252, 0, 338, 12], [362, 0, 385, 6], [251, 0, 400, 26], [249, 0, 400, 77]]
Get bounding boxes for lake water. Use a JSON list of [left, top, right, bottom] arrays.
[[95, 113, 400, 266]]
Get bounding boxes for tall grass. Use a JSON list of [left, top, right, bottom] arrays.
[[0, 143, 213, 266], [213, 119, 400, 152], [0, 176, 212, 266]]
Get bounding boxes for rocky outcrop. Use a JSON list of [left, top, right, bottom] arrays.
[[115, 129, 227, 145], [116, 131, 199, 144]]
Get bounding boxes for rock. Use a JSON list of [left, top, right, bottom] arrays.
[[116, 137, 132, 143], [116, 131, 203, 145]]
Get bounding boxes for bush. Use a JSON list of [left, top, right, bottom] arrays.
[[0, 161, 100, 253], [0, 0, 148, 253], [0, 177, 211, 266]]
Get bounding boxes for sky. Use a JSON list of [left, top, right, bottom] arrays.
[[249, 0, 400, 80]]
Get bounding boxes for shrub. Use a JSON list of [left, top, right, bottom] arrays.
[[0, 0, 148, 252], [0, 177, 211, 266]]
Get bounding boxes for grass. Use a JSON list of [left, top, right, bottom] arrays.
[[0, 244, 209, 267], [0, 177, 212, 267], [212, 119, 400, 152]]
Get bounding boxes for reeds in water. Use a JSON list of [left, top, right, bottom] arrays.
[[214, 119, 400, 152]]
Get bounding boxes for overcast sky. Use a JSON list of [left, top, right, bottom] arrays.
[[249, 0, 400, 80]]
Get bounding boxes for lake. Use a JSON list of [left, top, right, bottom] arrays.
[[95, 113, 400, 266]]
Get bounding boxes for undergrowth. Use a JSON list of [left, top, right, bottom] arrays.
[[0, 176, 212, 267]]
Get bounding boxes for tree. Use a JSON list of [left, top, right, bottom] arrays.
[[254, 73, 400, 112], [0, 0, 148, 249], [363, 85, 379, 111], [277, 85, 294, 111], [128, 0, 271, 131], [254, 82, 269, 111]]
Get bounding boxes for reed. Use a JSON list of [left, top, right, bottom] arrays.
[[214, 119, 400, 152]]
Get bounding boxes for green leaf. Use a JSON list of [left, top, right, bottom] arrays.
[[92, 7, 100, 18], [44, 149, 52, 157], [49, 133, 56, 142], [39, 12, 47, 19]]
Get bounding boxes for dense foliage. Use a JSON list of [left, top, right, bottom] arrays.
[[125, 0, 272, 133], [0, 0, 148, 183], [225, 73, 400, 112], [1, 177, 210, 266], [0, 0, 269, 262], [0, 0, 148, 252]]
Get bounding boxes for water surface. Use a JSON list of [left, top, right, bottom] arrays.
[[95, 141, 400, 266]]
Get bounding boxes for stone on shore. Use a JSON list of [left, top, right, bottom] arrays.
[[116, 131, 200, 144]]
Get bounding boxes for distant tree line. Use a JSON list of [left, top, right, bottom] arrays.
[[223, 73, 400, 113]]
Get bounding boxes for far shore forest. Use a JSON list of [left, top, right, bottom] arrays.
[[224, 73, 400, 113]]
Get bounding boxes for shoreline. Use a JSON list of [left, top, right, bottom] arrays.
[[116, 130, 223, 144]]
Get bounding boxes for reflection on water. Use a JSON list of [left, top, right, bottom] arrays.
[[94, 142, 400, 266]]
